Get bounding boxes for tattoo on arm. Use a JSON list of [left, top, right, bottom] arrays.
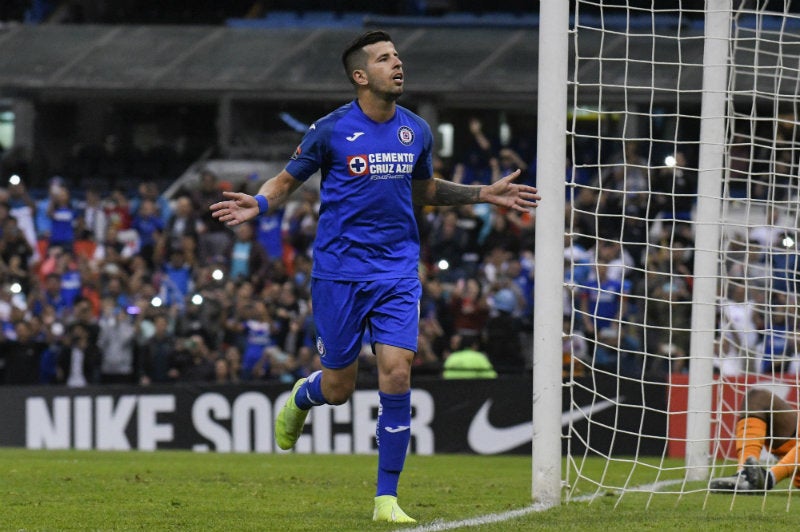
[[429, 179, 482, 206]]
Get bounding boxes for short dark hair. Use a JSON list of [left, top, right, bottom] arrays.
[[341, 30, 393, 85]]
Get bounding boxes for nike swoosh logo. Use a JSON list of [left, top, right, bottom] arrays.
[[467, 397, 622, 454], [385, 425, 410, 433], [346, 132, 365, 141]]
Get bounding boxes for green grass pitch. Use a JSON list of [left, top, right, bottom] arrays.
[[1, 449, 795, 531]]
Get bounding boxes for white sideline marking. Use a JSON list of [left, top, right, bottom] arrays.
[[404, 503, 552, 532], [402, 479, 684, 531]]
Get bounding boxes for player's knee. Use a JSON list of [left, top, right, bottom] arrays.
[[742, 388, 777, 415], [323, 380, 355, 405], [379, 366, 412, 394]]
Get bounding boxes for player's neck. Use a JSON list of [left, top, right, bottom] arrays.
[[357, 93, 397, 123]]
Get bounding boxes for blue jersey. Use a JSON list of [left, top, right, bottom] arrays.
[[579, 276, 630, 331], [50, 206, 76, 246], [132, 214, 164, 247], [285, 101, 433, 281], [242, 319, 274, 371], [60, 269, 82, 307], [256, 209, 284, 259]]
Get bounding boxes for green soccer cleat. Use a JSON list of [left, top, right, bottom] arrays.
[[372, 495, 417, 524], [274, 378, 310, 450]]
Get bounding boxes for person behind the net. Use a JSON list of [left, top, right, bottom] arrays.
[[709, 387, 800, 493], [210, 29, 540, 523]]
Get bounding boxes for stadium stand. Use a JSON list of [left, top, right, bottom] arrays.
[[0, 2, 796, 389]]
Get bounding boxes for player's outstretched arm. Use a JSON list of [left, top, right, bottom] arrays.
[[210, 170, 303, 226], [412, 168, 540, 212]]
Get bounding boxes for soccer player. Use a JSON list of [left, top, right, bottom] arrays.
[[210, 30, 540, 522], [710, 387, 800, 493]]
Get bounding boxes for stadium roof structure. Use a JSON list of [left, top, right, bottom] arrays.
[[0, 23, 794, 108]]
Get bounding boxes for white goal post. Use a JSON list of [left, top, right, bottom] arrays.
[[534, 0, 800, 506]]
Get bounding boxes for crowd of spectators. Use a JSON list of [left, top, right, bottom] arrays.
[[2, 112, 799, 387], [562, 134, 800, 381], [0, 116, 541, 387]]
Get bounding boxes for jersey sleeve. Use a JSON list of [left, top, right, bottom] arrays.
[[285, 120, 330, 182]]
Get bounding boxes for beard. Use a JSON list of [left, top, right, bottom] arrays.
[[380, 89, 402, 104], [372, 79, 403, 102]]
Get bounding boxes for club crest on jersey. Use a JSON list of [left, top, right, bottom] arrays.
[[347, 155, 369, 176], [397, 126, 414, 146], [316, 336, 326, 357]]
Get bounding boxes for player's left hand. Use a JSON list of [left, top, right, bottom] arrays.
[[481, 169, 540, 212], [210, 191, 260, 226]]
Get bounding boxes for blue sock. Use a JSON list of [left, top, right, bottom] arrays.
[[293, 370, 327, 410], [375, 391, 411, 497]]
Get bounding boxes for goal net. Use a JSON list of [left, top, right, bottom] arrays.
[[536, 0, 800, 506]]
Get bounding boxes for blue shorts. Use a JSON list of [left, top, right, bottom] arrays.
[[311, 277, 421, 369]]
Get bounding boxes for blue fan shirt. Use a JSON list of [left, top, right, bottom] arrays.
[[242, 319, 275, 374], [285, 101, 433, 281]]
